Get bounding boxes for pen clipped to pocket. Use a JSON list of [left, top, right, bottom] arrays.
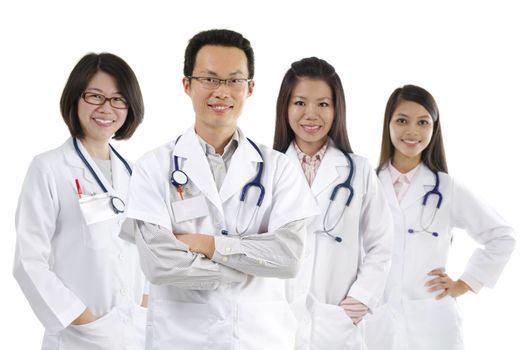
[[75, 179, 119, 225]]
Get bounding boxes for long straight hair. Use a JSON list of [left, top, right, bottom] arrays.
[[378, 84, 448, 173], [273, 57, 352, 154]]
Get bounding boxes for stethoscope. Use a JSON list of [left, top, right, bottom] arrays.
[[315, 150, 354, 243], [408, 170, 443, 237], [170, 136, 265, 235], [73, 138, 132, 214]]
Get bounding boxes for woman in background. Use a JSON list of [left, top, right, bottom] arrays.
[[365, 84, 515, 350], [274, 57, 393, 350]]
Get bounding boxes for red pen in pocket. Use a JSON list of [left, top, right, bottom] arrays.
[[75, 179, 83, 198]]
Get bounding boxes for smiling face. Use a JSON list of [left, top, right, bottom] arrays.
[[389, 100, 434, 166], [77, 70, 128, 144], [287, 78, 334, 156], [183, 45, 253, 136]]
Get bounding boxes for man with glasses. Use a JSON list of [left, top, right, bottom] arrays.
[[123, 29, 318, 349]]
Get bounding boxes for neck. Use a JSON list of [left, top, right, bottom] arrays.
[[392, 152, 421, 174], [295, 138, 326, 157], [195, 123, 236, 155], [80, 137, 110, 160]]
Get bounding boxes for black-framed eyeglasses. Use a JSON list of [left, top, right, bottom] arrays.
[[186, 76, 252, 90], [81, 92, 128, 109]]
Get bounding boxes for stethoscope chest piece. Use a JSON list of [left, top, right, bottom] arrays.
[[110, 196, 126, 214], [171, 169, 189, 187]]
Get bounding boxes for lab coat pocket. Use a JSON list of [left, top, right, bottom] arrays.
[[171, 195, 209, 223], [81, 217, 118, 250], [404, 297, 463, 350], [310, 302, 365, 350], [59, 307, 123, 350], [237, 301, 297, 350], [78, 193, 118, 225], [127, 305, 147, 350], [151, 299, 212, 349]]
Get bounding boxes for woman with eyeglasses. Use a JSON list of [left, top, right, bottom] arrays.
[[365, 84, 515, 350], [13, 53, 147, 350], [273, 57, 393, 350]]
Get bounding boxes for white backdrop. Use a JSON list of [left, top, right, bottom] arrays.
[[1, 0, 523, 348]]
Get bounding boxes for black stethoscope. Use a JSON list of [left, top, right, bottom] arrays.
[[170, 136, 265, 235], [315, 150, 355, 243], [73, 138, 131, 214], [408, 170, 443, 237]]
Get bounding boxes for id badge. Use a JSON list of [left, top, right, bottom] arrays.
[[171, 195, 209, 222], [79, 193, 118, 225]]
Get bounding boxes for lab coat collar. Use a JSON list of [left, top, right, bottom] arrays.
[[63, 137, 129, 196], [377, 166, 401, 212], [172, 127, 224, 216], [219, 128, 263, 204], [286, 139, 347, 197], [397, 163, 436, 210]]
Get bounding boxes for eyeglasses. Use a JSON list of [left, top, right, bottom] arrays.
[[186, 76, 252, 90], [81, 92, 128, 109]]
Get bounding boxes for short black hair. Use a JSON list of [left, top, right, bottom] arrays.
[[184, 29, 255, 78], [60, 53, 144, 140]]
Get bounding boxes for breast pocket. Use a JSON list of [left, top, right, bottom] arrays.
[[171, 195, 211, 233]]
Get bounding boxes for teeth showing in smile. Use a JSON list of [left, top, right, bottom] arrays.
[[209, 105, 231, 111], [94, 118, 113, 125], [302, 125, 321, 132], [403, 139, 419, 145]]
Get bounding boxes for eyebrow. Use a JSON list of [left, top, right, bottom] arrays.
[[85, 87, 122, 95], [197, 70, 247, 77], [395, 113, 431, 119], [293, 95, 332, 101]]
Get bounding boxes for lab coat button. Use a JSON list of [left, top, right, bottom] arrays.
[[118, 253, 125, 260], [222, 257, 228, 262], [120, 288, 127, 296], [225, 247, 231, 252]]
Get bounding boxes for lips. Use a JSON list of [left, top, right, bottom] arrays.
[[92, 117, 115, 127], [208, 103, 233, 113], [402, 139, 420, 146], [301, 125, 321, 134]]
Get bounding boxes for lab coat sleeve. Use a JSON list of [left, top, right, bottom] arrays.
[[451, 179, 515, 289], [133, 220, 247, 289], [13, 157, 86, 332], [211, 156, 318, 279], [348, 160, 393, 311]]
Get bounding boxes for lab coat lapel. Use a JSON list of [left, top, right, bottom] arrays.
[[310, 143, 347, 197], [63, 138, 112, 194], [378, 167, 401, 212], [400, 164, 436, 210], [219, 130, 261, 204], [175, 128, 224, 216], [109, 145, 131, 198]]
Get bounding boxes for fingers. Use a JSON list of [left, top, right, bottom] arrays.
[[427, 268, 447, 276], [435, 288, 449, 300], [425, 276, 450, 287]]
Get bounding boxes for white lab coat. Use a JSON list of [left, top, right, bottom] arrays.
[[125, 127, 318, 350], [13, 138, 147, 350], [365, 164, 515, 350], [285, 142, 393, 350]]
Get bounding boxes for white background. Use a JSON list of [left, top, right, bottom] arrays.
[[1, 0, 523, 348]]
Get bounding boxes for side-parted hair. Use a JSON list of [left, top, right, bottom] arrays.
[[378, 84, 448, 173], [273, 57, 352, 154], [184, 29, 255, 79], [60, 53, 144, 140]]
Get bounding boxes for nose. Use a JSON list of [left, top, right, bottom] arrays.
[[212, 82, 231, 99], [97, 99, 113, 112], [304, 104, 318, 119]]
